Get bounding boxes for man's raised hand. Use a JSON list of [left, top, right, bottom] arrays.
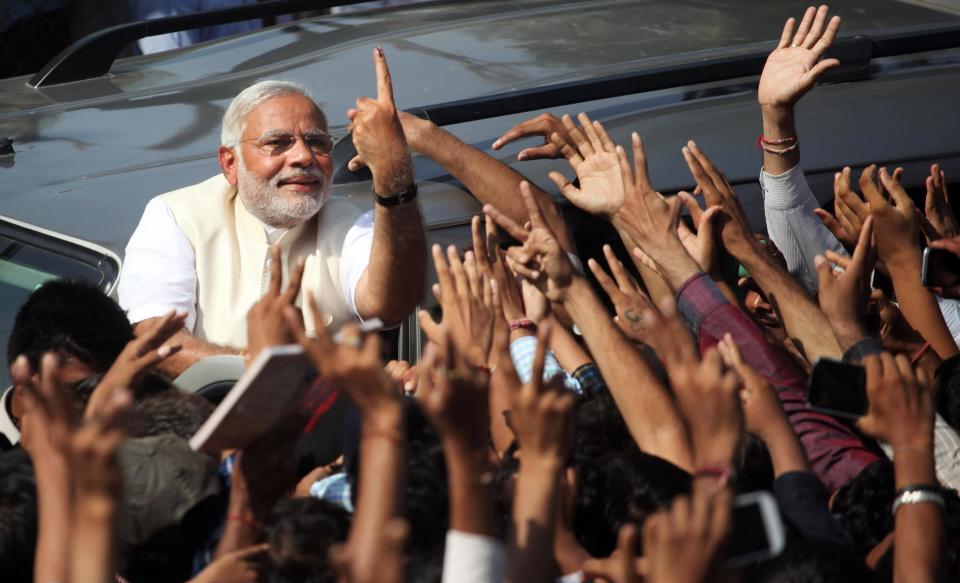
[[347, 48, 414, 196], [491, 112, 569, 161], [547, 113, 625, 219], [758, 5, 841, 111]]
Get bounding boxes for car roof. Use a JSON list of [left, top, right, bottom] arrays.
[[1, 0, 959, 256]]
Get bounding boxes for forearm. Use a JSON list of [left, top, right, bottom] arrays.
[[892, 447, 945, 583], [508, 458, 563, 583], [214, 482, 260, 558], [414, 125, 573, 251], [350, 406, 406, 565], [564, 276, 692, 469], [760, 418, 811, 477], [543, 316, 592, 372], [70, 497, 119, 583], [151, 328, 240, 377], [733, 239, 843, 360], [887, 252, 960, 359], [615, 227, 674, 305], [760, 106, 800, 178], [445, 443, 497, 537], [356, 203, 427, 324], [33, 461, 71, 583]]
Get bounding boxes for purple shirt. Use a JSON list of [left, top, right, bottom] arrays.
[[676, 272, 879, 492]]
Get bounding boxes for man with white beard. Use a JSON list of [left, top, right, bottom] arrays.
[[117, 49, 426, 375]]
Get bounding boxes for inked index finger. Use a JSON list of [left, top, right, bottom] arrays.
[[373, 47, 395, 105]]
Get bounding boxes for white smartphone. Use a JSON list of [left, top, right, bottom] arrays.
[[724, 491, 787, 568]]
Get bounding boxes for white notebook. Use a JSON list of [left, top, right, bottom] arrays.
[[189, 344, 316, 453]]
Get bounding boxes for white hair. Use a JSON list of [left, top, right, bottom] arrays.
[[220, 80, 318, 147]]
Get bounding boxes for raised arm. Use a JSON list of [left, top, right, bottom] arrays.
[[352, 110, 573, 251], [683, 141, 843, 361], [485, 180, 692, 470], [858, 353, 945, 583], [757, 6, 845, 293], [349, 48, 427, 324]]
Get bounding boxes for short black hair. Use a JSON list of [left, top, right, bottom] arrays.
[[573, 448, 691, 557], [125, 383, 215, 440], [830, 460, 895, 558], [6, 279, 132, 371], [745, 539, 874, 582], [258, 498, 351, 583], [0, 449, 37, 583]]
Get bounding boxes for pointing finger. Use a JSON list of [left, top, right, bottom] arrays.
[[373, 47, 395, 105]]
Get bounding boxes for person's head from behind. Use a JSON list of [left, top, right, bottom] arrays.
[[745, 539, 874, 583], [219, 80, 333, 229], [7, 279, 132, 419], [0, 449, 37, 583], [258, 497, 351, 583]]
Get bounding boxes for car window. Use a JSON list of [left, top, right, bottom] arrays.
[[0, 225, 117, 388]]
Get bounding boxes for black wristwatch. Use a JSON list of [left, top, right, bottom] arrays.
[[374, 183, 418, 207]]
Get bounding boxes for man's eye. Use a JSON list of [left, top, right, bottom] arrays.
[[264, 139, 290, 148]]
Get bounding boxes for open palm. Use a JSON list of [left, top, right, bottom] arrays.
[[548, 113, 625, 219], [758, 6, 841, 109]]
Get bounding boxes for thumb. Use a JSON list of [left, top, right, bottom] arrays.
[[698, 205, 722, 242], [814, 254, 835, 292]]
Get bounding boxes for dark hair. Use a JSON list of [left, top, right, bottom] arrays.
[[830, 460, 895, 558], [258, 498, 351, 583], [733, 432, 774, 494], [570, 390, 634, 465], [573, 449, 691, 556], [937, 354, 960, 431], [126, 386, 215, 440], [0, 449, 37, 583], [6, 279, 132, 371], [745, 539, 875, 582]]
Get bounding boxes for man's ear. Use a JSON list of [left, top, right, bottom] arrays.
[[219, 145, 239, 186]]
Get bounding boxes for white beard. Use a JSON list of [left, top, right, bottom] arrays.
[[236, 161, 330, 228]]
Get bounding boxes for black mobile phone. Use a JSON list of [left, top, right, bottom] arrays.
[[806, 358, 868, 420], [724, 491, 786, 568], [922, 247, 960, 287]]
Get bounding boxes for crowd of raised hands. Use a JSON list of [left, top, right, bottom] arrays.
[[9, 4, 960, 583]]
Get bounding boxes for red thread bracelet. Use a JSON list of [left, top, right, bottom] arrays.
[[756, 134, 798, 149], [693, 465, 733, 484], [509, 318, 537, 332]]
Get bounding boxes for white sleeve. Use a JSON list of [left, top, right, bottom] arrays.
[[760, 164, 847, 295], [936, 295, 960, 349], [441, 530, 506, 583], [339, 210, 375, 317], [117, 198, 198, 330]]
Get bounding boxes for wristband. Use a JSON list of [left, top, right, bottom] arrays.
[[509, 318, 537, 332], [891, 485, 945, 515], [760, 142, 799, 156], [374, 183, 417, 207]]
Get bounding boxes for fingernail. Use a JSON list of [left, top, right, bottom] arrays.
[[158, 345, 171, 358], [517, 152, 526, 160], [375, 47, 384, 57], [492, 139, 501, 149], [404, 381, 415, 392]]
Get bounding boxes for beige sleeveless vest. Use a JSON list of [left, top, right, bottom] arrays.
[[161, 174, 365, 348]]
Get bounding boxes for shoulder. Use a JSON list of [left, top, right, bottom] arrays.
[[160, 174, 235, 209]]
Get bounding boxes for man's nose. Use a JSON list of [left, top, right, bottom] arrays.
[[286, 137, 315, 167]]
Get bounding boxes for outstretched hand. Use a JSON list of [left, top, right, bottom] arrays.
[[547, 113, 625, 219], [588, 244, 666, 350], [86, 309, 184, 420], [816, 216, 875, 349], [758, 5, 841, 111], [347, 48, 414, 195], [246, 245, 306, 365], [492, 112, 570, 161]]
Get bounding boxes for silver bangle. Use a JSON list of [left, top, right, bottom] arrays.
[[891, 488, 946, 515]]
